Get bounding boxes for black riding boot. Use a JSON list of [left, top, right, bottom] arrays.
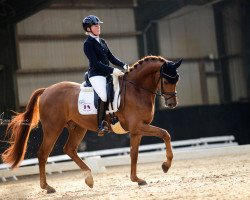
[[97, 98, 108, 136]]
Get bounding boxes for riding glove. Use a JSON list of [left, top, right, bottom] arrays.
[[123, 64, 129, 70], [113, 68, 124, 76]]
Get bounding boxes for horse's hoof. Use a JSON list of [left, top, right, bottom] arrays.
[[85, 176, 94, 188], [138, 180, 147, 186], [46, 185, 56, 194], [162, 162, 169, 173]]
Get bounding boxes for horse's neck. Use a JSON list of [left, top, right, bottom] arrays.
[[128, 60, 162, 89]]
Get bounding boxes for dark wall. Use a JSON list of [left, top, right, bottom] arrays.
[[1, 102, 249, 162], [0, 24, 19, 115], [0, 0, 58, 114], [153, 102, 250, 145]]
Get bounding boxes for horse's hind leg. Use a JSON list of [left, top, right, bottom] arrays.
[[37, 122, 64, 194], [64, 122, 94, 188]]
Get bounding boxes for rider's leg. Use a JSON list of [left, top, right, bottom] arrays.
[[97, 98, 108, 136], [89, 76, 108, 136]]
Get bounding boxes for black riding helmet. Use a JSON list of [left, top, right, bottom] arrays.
[[82, 15, 103, 32]]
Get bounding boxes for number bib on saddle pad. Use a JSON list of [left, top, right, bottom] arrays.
[[78, 75, 121, 115]]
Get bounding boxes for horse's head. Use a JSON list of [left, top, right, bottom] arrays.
[[126, 56, 182, 109], [157, 59, 182, 109]]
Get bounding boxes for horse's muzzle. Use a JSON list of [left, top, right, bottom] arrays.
[[167, 103, 176, 109], [165, 98, 177, 109]]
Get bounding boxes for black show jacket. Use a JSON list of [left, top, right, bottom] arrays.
[[83, 36, 125, 77]]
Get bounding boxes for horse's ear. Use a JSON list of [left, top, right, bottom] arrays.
[[174, 59, 183, 68]]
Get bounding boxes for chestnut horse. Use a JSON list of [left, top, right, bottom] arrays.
[[2, 56, 182, 193]]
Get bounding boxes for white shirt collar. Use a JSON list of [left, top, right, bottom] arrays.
[[89, 33, 100, 43]]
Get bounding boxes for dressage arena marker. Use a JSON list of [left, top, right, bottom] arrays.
[[0, 135, 241, 182]]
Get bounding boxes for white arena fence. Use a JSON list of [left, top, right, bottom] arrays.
[[0, 135, 239, 182]]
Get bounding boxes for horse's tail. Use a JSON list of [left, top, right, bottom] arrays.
[[1, 88, 45, 169]]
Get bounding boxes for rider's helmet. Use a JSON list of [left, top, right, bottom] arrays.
[[82, 15, 103, 32]]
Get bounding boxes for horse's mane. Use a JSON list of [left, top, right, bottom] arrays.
[[129, 56, 166, 72]]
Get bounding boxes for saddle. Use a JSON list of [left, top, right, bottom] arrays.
[[84, 72, 115, 110], [79, 72, 128, 134]]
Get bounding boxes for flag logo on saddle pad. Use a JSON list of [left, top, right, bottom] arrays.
[[79, 101, 91, 111]]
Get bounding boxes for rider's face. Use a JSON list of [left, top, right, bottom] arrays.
[[90, 24, 100, 36]]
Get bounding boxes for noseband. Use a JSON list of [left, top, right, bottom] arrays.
[[157, 77, 177, 100], [157, 64, 178, 100], [122, 62, 178, 100]]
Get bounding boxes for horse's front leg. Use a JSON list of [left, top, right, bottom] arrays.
[[130, 134, 147, 185], [138, 123, 173, 173]]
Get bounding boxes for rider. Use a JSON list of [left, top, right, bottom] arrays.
[[82, 15, 129, 136]]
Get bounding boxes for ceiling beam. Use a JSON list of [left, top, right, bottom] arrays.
[[18, 32, 141, 41], [0, 0, 56, 25], [48, 0, 135, 9]]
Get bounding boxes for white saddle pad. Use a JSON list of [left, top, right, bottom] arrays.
[[78, 75, 121, 115]]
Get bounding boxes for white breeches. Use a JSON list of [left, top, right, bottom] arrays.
[[89, 76, 107, 102]]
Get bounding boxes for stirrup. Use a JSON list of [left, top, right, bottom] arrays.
[[97, 121, 109, 136]]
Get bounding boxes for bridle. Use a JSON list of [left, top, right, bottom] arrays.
[[121, 62, 178, 101], [158, 64, 178, 100]]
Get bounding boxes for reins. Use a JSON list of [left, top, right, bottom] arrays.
[[117, 62, 177, 111], [123, 76, 177, 100], [120, 63, 177, 97]]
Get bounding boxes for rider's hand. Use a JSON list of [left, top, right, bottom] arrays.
[[113, 68, 124, 76], [123, 64, 129, 70]]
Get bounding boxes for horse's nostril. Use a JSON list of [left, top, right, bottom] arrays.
[[168, 103, 176, 109]]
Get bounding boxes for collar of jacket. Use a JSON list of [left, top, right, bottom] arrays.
[[88, 34, 100, 43], [88, 35, 104, 46]]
